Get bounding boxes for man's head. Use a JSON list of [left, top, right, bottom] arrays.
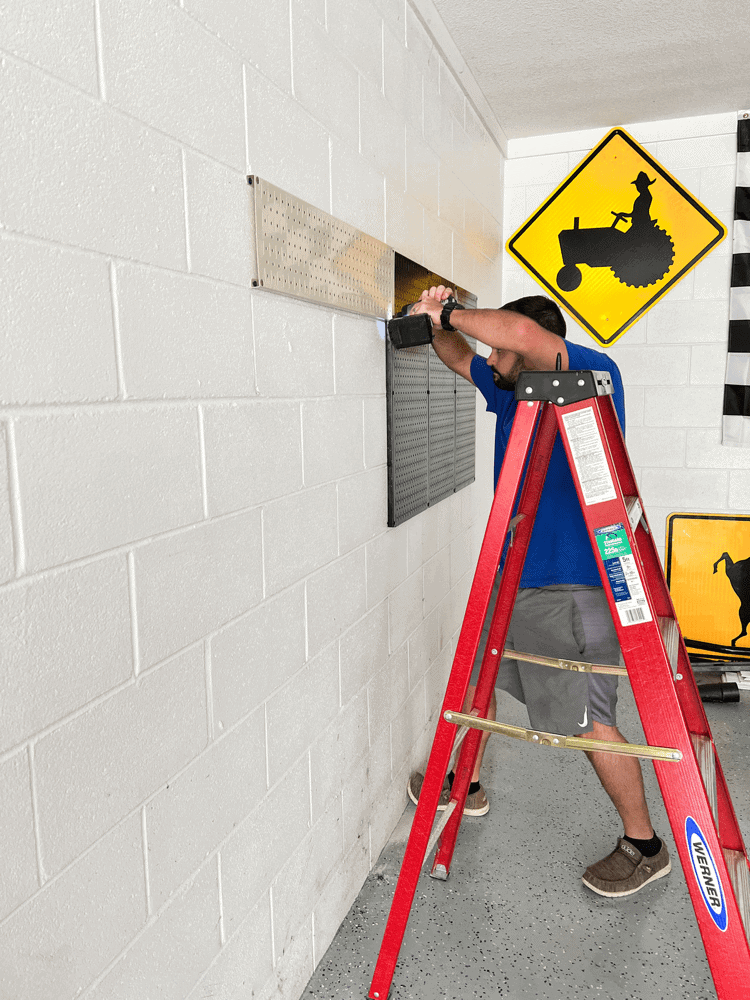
[[488, 295, 566, 390]]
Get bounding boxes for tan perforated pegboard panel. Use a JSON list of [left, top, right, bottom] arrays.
[[249, 176, 394, 317]]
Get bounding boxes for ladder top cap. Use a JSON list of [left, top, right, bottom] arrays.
[[515, 369, 613, 405]]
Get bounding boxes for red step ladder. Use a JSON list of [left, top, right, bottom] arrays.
[[368, 366, 750, 1000]]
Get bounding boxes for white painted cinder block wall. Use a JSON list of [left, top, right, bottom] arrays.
[[503, 112, 748, 564], [0, 2, 502, 999]]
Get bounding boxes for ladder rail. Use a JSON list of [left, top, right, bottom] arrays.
[[431, 401, 560, 877], [554, 395, 750, 995], [367, 399, 545, 1000]]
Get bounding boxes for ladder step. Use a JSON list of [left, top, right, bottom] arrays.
[[625, 494, 643, 533], [723, 849, 750, 943], [508, 647, 627, 676], [659, 616, 679, 673], [691, 733, 718, 828]]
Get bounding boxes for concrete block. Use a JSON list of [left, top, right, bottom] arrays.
[[608, 344, 690, 386], [185, 893, 273, 1000], [327, 0, 383, 90], [306, 549, 367, 658], [692, 252, 732, 301], [211, 585, 306, 733], [271, 798, 343, 960], [0, 750, 38, 921], [699, 163, 737, 216], [340, 600, 390, 705], [452, 236, 476, 292], [183, 0, 291, 92], [309, 690, 368, 820], [0, 59, 186, 268], [424, 641, 452, 719], [405, 5, 439, 82], [625, 426, 686, 469], [690, 343, 731, 386], [368, 768, 409, 867], [203, 402, 303, 517], [312, 838, 369, 965], [338, 468, 388, 554], [16, 407, 203, 571], [246, 67, 331, 214], [656, 133, 737, 171], [439, 170, 466, 234], [407, 605, 441, 691], [504, 153, 569, 189], [35, 646, 207, 876], [423, 211, 453, 284], [729, 470, 750, 510], [364, 396, 388, 470], [84, 860, 221, 1000], [0, 0, 98, 94], [134, 511, 263, 668], [254, 919, 313, 1000], [439, 60, 465, 127], [385, 183, 424, 264], [406, 137, 439, 216], [438, 575, 471, 651], [367, 645, 409, 740], [0, 237, 117, 404], [0, 556, 132, 753], [0, 815, 144, 1000], [145, 707, 266, 908], [297, 0, 326, 25], [302, 398, 365, 487], [262, 484, 338, 596], [388, 569, 423, 652], [184, 155, 253, 286], [220, 756, 311, 938], [331, 141, 386, 242], [366, 524, 409, 609], [390, 680, 426, 770], [383, 26, 420, 131], [291, 8, 359, 150], [334, 312, 386, 396], [625, 385, 645, 427], [100, 0, 244, 168], [686, 427, 750, 470], [341, 753, 371, 855], [423, 545, 450, 617], [0, 424, 14, 584], [116, 264, 254, 398], [266, 645, 340, 785], [360, 78, 407, 192], [450, 527, 474, 589], [253, 293, 334, 399], [644, 385, 725, 427], [639, 468, 728, 510]]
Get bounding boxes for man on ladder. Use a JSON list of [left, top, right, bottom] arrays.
[[407, 285, 671, 897]]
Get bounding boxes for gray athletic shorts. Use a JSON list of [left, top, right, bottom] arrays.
[[469, 578, 621, 735]]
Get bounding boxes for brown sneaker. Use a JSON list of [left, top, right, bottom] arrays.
[[407, 772, 489, 816], [582, 837, 671, 897]]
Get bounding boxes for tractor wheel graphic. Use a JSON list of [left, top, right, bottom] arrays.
[[610, 224, 675, 287]]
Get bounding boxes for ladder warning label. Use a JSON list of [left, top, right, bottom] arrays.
[[595, 523, 653, 626], [561, 407, 616, 505]]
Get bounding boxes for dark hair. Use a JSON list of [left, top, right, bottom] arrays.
[[500, 295, 566, 338]]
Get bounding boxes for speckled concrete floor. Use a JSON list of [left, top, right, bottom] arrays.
[[301, 680, 749, 1000]]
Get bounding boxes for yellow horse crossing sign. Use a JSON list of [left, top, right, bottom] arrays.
[[506, 128, 726, 346]]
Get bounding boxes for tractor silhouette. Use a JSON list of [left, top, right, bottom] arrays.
[[713, 551, 750, 647], [556, 172, 675, 292]]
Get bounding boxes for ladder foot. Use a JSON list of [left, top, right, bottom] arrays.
[[429, 864, 449, 881]]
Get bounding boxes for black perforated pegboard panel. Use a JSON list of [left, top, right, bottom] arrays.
[[386, 332, 477, 528]]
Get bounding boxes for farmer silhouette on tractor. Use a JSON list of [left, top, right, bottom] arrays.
[[556, 171, 674, 292]]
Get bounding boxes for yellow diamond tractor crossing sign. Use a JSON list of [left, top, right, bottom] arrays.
[[506, 128, 727, 346]]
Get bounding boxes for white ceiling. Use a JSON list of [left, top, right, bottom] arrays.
[[425, 0, 750, 142]]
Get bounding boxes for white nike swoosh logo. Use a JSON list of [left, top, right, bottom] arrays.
[[578, 706, 588, 728]]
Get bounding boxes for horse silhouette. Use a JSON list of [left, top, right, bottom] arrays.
[[713, 552, 750, 646]]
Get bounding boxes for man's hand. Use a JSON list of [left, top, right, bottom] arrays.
[[410, 285, 455, 330]]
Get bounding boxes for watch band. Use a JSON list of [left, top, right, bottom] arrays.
[[440, 296, 463, 331]]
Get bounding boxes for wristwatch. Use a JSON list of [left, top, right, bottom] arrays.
[[440, 296, 464, 331]]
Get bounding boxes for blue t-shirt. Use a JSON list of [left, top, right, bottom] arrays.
[[470, 342, 626, 588]]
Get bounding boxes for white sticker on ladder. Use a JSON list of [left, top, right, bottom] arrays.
[[561, 406, 617, 505]]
